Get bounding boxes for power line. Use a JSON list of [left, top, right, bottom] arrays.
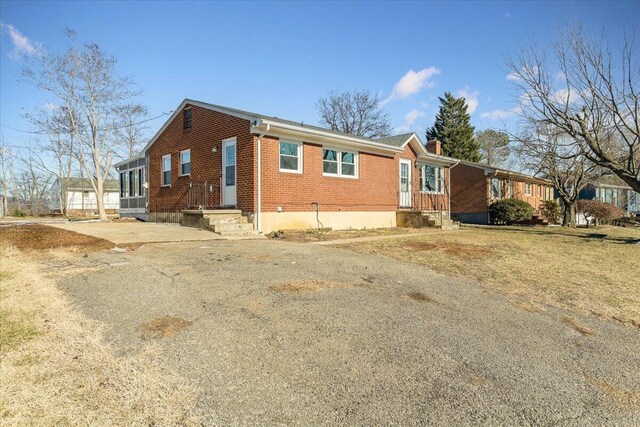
[[0, 110, 173, 135]]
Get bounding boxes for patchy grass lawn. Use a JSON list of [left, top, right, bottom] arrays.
[[269, 227, 417, 243], [342, 225, 640, 327], [0, 246, 201, 425]]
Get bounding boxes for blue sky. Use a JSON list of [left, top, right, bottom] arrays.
[[1, 0, 638, 153]]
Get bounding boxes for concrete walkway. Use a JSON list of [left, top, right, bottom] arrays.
[[48, 221, 231, 244]]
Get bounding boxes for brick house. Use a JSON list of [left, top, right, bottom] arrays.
[[115, 99, 458, 233], [447, 159, 555, 224]]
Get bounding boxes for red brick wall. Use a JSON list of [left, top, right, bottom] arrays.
[[147, 105, 254, 212], [259, 136, 399, 212], [450, 163, 489, 214], [257, 139, 448, 213]]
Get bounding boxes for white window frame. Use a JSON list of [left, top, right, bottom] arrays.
[[179, 149, 191, 177], [524, 182, 532, 196], [419, 164, 444, 194], [322, 147, 358, 179], [279, 139, 303, 174], [161, 154, 171, 187]]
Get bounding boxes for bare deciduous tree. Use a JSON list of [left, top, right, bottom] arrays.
[[13, 150, 54, 215], [515, 124, 600, 226], [114, 103, 149, 159], [507, 24, 639, 193], [0, 137, 16, 216], [476, 129, 510, 166], [24, 31, 144, 220], [25, 105, 77, 216], [316, 90, 392, 138]]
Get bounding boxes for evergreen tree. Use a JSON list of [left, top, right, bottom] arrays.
[[426, 92, 480, 162]]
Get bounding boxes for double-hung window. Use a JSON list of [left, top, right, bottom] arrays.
[[323, 148, 357, 177], [524, 182, 532, 196], [279, 140, 302, 173], [420, 164, 443, 193], [180, 149, 191, 176], [161, 154, 171, 186]]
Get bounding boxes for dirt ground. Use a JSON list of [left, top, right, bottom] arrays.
[[2, 224, 639, 425], [268, 226, 417, 242], [0, 223, 115, 251]]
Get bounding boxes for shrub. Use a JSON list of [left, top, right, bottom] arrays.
[[13, 209, 27, 218], [539, 200, 561, 223], [577, 200, 624, 225], [489, 198, 534, 225]]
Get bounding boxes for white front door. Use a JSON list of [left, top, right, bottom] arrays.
[[399, 158, 412, 208], [222, 138, 237, 207]]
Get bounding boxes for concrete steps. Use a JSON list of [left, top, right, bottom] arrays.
[[213, 222, 255, 234]]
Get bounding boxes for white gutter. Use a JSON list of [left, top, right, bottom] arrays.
[[256, 123, 270, 234], [257, 119, 404, 154]]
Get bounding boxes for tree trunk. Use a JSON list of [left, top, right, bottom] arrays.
[[561, 199, 576, 227], [96, 178, 108, 221]]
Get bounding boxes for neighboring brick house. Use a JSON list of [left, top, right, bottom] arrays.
[[446, 159, 555, 224], [116, 99, 457, 232]]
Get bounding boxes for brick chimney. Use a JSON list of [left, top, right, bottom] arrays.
[[426, 139, 441, 155]]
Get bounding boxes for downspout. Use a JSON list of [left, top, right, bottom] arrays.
[[448, 160, 460, 220], [256, 123, 270, 234]]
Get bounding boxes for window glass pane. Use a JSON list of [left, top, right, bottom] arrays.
[[323, 149, 337, 161], [323, 161, 338, 174], [342, 164, 355, 176], [492, 178, 499, 198], [400, 163, 409, 191], [225, 145, 235, 165], [162, 156, 170, 171], [120, 173, 125, 197], [341, 152, 354, 164], [225, 165, 235, 186], [280, 142, 298, 156], [181, 150, 190, 164], [280, 156, 298, 170], [181, 163, 191, 175], [163, 170, 171, 186], [436, 167, 443, 193], [138, 169, 143, 196], [424, 165, 436, 191], [129, 170, 134, 196]]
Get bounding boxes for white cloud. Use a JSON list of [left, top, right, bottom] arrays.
[[506, 72, 521, 82], [382, 67, 440, 105], [456, 87, 479, 114], [480, 107, 520, 121], [395, 108, 426, 133], [553, 87, 583, 105], [1, 22, 37, 58]]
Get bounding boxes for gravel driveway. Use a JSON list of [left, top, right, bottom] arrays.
[[59, 239, 640, 426]]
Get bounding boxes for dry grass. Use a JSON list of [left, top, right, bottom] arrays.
[[0, 246, 202, 426], [139, 316, 193, 340], [270, 280, 352, 293], [560, 315, 594, 336], [344, 226, 640, 327], [271, 227, 416, 243], [0, 223, 114, 251]]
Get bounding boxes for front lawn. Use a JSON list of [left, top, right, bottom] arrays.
[[342, 225, 640, 327]]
